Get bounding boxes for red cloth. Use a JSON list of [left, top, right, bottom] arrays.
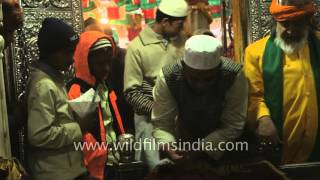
[[133, 0, 140, 5], [107, 6, 120, 20], [211, 5, 220, 14], [142, 8, 156, 20], [127, 27, 142, 41], [82, 0, 89, 8]]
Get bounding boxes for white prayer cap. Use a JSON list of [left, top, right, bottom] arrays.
[[183, 35, 222, 70], [158, 0, 188, 17]]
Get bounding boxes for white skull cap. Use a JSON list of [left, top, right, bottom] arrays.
[[183, 35, 222, 70]]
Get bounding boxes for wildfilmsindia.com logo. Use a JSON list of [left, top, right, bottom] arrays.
[[73, 138, 249, 152]]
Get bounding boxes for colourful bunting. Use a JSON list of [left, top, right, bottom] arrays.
[[140, 0, 157, 9], [109, 6, 129, 25], [82, 0, 96, 12], [107, 6, 120, 20], [209, 0, 221, 17], [126, 0, 140, 12], [113, 0, 126, 6], [86, 0, 222, 24], [208, 0, 220, 5], [132, 0, 141, 5], [211, 5, 221, 17], [142, 8, 156, 24]]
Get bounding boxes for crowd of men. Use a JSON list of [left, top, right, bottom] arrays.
[[1, 0, 320, 179]]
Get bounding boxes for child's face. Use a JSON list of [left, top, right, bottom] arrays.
[[53, 47, 75, 71], [88, 48, 112, 82]]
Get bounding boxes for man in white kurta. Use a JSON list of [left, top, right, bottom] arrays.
[[0, 35, 11, 159], [0, 0, 23, 159]]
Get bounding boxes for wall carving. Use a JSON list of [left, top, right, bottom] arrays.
[[247, 0, 272, 44], [8, 0, 83, 164], [23, 0, 70, 8], [247, 0, 320, 44], [12, 0, 83, 99]]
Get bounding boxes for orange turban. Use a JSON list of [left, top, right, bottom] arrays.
[[269, 0, 316, 21]]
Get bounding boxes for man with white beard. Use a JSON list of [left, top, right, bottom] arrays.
[[245, 0, 320, 164]]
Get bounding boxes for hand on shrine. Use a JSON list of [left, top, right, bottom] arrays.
[[160, 144, 185, 161], [167, 149, 185, 161], [256, 116, 281, 145]]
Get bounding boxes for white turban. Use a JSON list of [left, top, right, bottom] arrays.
[[183, 35, 222, 70], [158, 0, 188, 17]]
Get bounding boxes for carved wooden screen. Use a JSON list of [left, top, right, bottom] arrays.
[[247, 0, 320, 44], [11, 0, 83, 99]]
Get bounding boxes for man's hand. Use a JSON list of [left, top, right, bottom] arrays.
[[166, 149, 185, 161], [160, 143, 185, 161], [256, 116, 281, 144]]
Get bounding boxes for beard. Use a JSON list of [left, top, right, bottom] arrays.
[[274, 29, 308, 55]]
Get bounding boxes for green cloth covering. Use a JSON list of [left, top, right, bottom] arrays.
[[262, 33, 283, 137]]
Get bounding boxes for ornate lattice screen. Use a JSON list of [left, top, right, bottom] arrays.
[[10, 0, 83, 99], [247, 0, 320, 44]]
